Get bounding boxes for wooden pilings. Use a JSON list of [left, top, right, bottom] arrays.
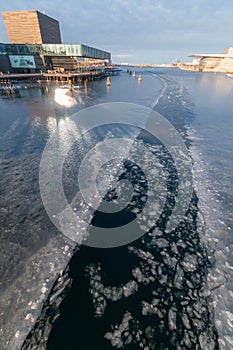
[[0, 68, 121, 98], [68, 77, 73, 91], [106, 76, 111, 86], [0, 80, 15, 97], [43, 68, 121, 84]]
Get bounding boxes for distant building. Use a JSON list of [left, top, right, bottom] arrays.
[[2, 10, 61, 44], [177, 59, 201, 72], [190, 48, 233, 72]]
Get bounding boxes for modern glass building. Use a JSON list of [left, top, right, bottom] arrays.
[[0, 43, 111, 73], [0, 10, 111, 73], [0, 43, 111, 60]]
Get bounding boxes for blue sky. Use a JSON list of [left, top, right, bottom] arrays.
[[1, 0, 233, 63]]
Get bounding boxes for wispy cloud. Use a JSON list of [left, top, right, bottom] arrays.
[[1, 0, 233, 62]]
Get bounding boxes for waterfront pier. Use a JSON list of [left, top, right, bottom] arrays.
[[0, 67, 121, 93]]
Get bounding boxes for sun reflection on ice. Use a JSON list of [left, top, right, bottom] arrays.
[[54, 88, 78, 108]]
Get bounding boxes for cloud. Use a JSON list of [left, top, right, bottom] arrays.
[[1, 0, 233, 62]]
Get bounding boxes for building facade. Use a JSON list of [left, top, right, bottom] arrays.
[[0, 43, 111, 73], [191, 48, 233, 72], [0, 10, 111, 73], [2, 10, 61, 44]]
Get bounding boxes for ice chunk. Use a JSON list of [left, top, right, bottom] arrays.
[[168, 309, 177, 330]]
